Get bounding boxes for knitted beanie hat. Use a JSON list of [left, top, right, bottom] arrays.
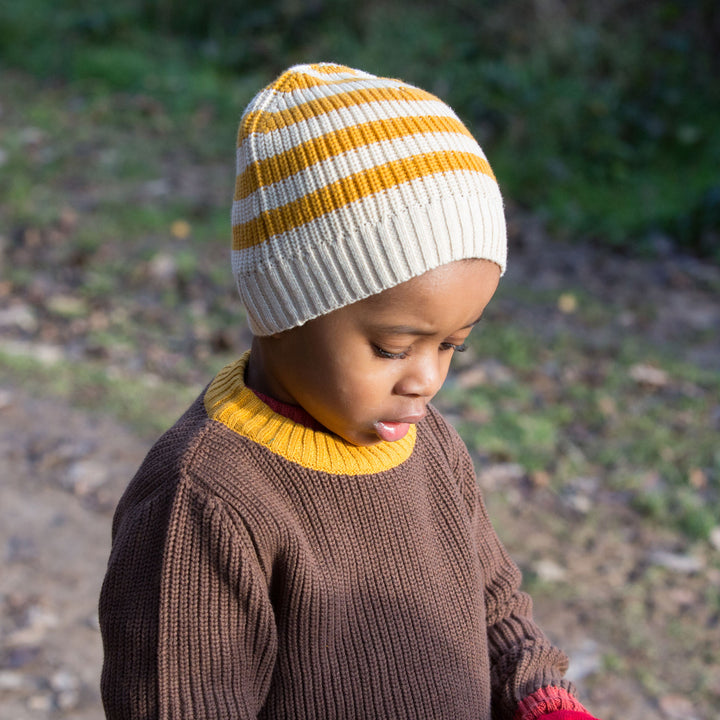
[[232, 62, 507, 336]]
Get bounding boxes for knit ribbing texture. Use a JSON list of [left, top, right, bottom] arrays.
[[232, 62, 507, 335], [100, 375, 576, 719], [204, 351, 416, 475]]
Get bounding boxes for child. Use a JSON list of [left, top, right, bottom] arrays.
[[100, 63, 599, 720]]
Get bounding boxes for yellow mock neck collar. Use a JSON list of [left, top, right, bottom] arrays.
[[204, 352, 416, 476]]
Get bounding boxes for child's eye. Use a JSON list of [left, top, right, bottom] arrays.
[[440, 342, 467, 353], [373, 344, 408, 360]]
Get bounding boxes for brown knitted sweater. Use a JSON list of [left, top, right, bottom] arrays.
[[100, 354, 575, 719]]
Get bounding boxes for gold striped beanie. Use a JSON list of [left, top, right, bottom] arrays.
[[232, 62, 507, 336]]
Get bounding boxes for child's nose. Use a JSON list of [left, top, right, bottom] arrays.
[[395, 355, 444, 399]]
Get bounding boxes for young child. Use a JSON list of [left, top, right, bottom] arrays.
[[100, 63, 599, 720]]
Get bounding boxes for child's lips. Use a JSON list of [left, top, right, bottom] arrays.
[[374, 412, 426, 442]]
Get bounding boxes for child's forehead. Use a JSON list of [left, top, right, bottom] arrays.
[[350, 259, 500, 325], [365, 260, 495, 301]]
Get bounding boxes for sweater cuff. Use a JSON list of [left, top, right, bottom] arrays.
[[514, 686, 596, 720]]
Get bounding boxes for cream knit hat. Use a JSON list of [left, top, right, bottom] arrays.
[[232, 62, 507, 336]]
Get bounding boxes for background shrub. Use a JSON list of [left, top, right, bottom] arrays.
[[2, 0, 718, 259]]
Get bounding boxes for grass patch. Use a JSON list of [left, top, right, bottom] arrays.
[[0, 348, 201, 440], [438, 308, 720, 541], [2, 1, 719, 258], [0, 49, 717, 544]]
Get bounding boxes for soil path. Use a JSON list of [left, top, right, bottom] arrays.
[[0, 391, 145, 719], [1, 234, 718, 719]]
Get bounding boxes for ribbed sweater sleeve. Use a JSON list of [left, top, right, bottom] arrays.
[[428, 412, 575, 719], [157, 479, 277, 718], [463, 450, 575, 717], [100, 422, 277, 719], [100, 482, 174, 719]]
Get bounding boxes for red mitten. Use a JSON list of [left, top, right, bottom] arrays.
[[515, 686, 597, 720]]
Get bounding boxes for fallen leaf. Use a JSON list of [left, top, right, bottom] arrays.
[[534, 559, 567, 583], [530, 470, 551, 488], [688, 468, 707, 489], [648, 550, 704, 574], [709, 527, 720, 551], [629, 363, 669, 387], [659, 694, 699, 720], [557, 292, 577, 314], [148, 252, 178, 282], [47, 294, 88, 319], [456, 366, 488, 389], [597, 395, 616, 416], [57, 207, 79, 233], [171, 219, 191, 239]]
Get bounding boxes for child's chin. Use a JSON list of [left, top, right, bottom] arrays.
[[332, 426, 385, 447]]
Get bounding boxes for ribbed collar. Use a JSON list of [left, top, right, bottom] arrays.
[[204, 352, 416, 476]]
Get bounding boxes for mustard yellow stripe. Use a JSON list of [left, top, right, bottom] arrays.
[[232, 150, 495, 250], [204, 353, 416, 475], [236, 71, 362, 145], [308, 63, 359, 75], [234, 114, 474, 203], [238, 84, 440, 143], [268, 67, 340, 90]]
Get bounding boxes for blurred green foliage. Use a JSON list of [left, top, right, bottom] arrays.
[[1, 0, 719, 257]]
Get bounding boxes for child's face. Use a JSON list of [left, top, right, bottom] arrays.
[[251, 259, 501, 446]]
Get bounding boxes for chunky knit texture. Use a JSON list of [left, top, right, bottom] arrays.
[[232, 62, 507, 335], [204, 353, 416, 474], [516, 687, 595, 720], [99, 354, 587, 720]]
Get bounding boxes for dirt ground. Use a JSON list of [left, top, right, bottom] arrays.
[[0, 390, 144, 719], [1, 234, 719, 720]]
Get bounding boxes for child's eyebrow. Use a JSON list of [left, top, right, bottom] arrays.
[[464, 316, 484, 329], [372, 316, 483, 336]]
